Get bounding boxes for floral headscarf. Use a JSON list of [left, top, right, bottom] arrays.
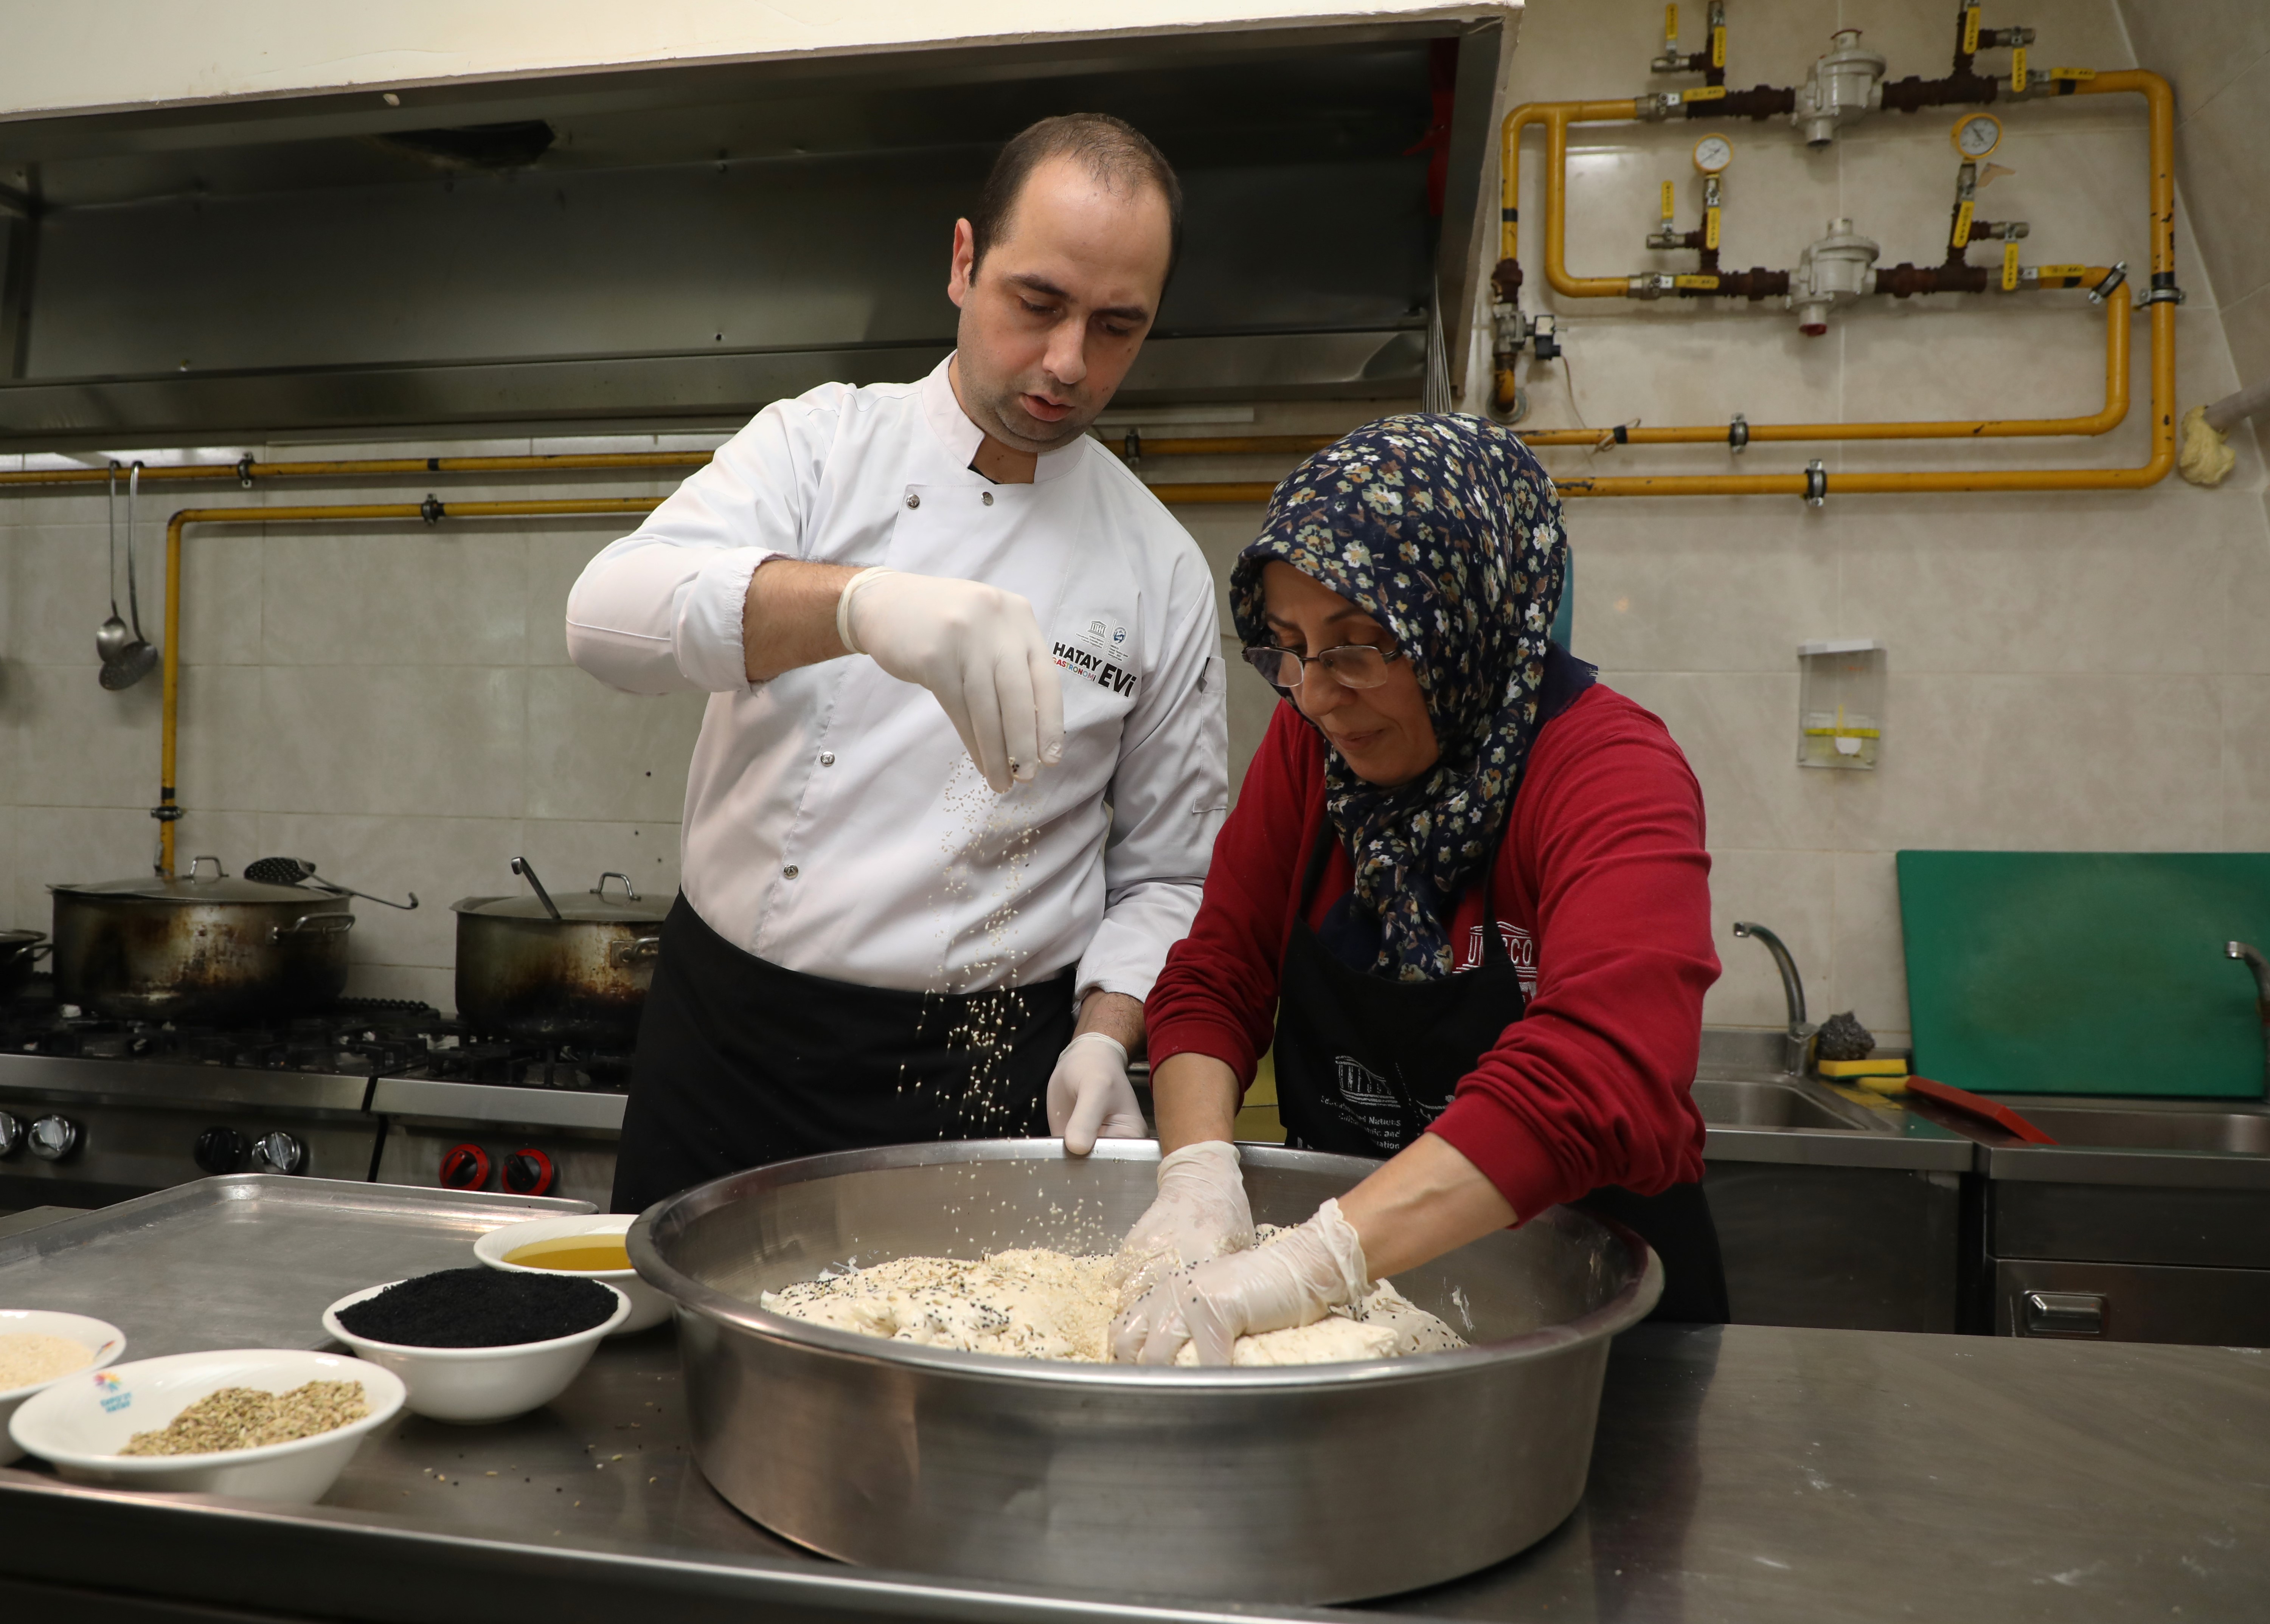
[[1230, 413, 1568, 982]]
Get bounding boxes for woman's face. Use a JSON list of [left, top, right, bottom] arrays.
[[1261, 562, 1440, 788]]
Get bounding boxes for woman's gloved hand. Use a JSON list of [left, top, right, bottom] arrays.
[[1109, 1140, 1255, 1315], [838, 567, 1066, 793], [1046, 1033, 1147, 1155], [1110, 1197, 1369, 1366]]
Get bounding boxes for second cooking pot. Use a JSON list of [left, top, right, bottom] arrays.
[[51, 857, 354, 1023], [0, 930, 49, 999], [452, 870, 669, 1044]]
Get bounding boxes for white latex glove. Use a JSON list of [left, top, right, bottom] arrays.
[[1111, 1198, 1369, 1367], [1107, 1140, 1255, 1318], [1046, 1033, 1147, 1155], [839, 567, 1065, 793]]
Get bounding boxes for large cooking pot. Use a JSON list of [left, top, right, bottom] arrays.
[[631, 1140, 1663, 1605], [0, 930, 48, 999], [452, 867, 669, 1044], [50, 856, 354, 1023]]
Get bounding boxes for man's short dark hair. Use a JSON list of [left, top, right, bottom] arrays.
[[969, 113, 1182, 284]]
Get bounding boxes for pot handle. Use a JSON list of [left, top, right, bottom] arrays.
[[610, 935, 663, 968], [186, 855, 225, 882], [272, 912, 357, 942], [594, 870, 642, 903]]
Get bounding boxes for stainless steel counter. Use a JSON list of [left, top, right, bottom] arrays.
[[2, 1322, 2263, 1622]]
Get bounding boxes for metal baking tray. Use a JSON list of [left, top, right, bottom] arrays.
[[0, 1175, 591, 1357]]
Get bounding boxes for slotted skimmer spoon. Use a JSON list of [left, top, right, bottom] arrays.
[[244, 856, 419, 910]]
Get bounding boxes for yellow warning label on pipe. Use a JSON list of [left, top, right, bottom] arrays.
[[2037, 263, 2090, 279], [2002, 242, 2021, 290], [1705, 206, 1721, 251], [2050, 66, 2096, 81], [1682, 85, 1726, 102], [1661, 181, 1676, 220], [1674, 275, 1720, 290], [1952, 199, 1974, 248], [2012, 47, 2027, 91], [1962, 6, 1980, 54], [1711, 24, 1726, 67]]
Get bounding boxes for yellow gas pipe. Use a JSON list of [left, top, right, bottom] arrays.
[[155, 497, 661, 876], [0, 450, 710, 490], [1492, 70, 2178, 493]]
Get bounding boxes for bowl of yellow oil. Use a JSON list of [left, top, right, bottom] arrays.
[[473, 1214, 669, 1334]]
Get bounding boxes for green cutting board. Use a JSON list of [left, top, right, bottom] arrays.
[[1897, 851, 2270, 1099]]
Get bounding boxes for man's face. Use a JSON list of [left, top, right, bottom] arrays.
[[947, 156, 1173, 454]]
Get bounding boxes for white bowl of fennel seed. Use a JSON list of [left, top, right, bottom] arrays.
[[8, 1347, 404, 1503]]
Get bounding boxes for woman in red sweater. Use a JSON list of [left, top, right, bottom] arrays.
[[1110, 414, 1724, 1365]]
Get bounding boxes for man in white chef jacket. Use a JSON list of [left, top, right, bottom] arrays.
[[565, 114, 1227, 1213]]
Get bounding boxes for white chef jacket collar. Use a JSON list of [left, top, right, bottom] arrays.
[[922, 355, 1089, 485]]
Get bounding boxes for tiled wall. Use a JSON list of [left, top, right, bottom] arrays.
[[0, 409, 1380, 1018], [2115, 0, 2270, 384], [0, 441, 723, 1013], [2, 0, 2265, 1045], [1481, 0, 2270, 1041]]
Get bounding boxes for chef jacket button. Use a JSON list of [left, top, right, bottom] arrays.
[[981, 491, 994, 506], [782, 865, 800, 879], [904, 492, 920, 509], [819, 752, 836, 766]]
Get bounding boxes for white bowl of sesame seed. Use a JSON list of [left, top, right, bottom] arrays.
[[8, 1347, 404, 1503], [0, 1309, 126, 1466]]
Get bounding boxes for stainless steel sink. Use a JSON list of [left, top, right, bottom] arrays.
[[1691, 1076, 1890, 1133], [1983, 1099, 2270, 1156]]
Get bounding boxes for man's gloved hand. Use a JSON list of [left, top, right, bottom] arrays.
[[839, 567, 1066, 793], [1046, 1033, 1147, 1155], [1110, 1197, 1369, 1367], [1108, 1140, 1255, 1317]]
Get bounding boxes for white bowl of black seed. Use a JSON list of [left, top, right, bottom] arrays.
[[323, 1269, 629, 1423], [7, 1348, 405, 1503]]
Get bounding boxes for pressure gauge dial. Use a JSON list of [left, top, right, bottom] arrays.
[[1952, 113, 2002, 159], [1692, 134, 1734, 175]]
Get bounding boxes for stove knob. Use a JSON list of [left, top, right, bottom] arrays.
[[438, 1143, 491, 1190], [28, 1115, 80, 1162], [0, 1113, 24, 1160], [500, 1148, 556, 1197], [251, 1131, 306, 1176], [194, 1126, 250, 1175]]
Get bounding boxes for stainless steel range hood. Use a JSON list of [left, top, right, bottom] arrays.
[[0, 17, 1510, 448]]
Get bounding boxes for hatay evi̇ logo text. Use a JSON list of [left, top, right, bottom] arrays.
[[1053, 616, 1138, 699]]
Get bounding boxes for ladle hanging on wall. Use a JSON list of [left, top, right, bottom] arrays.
[[95, 463, 132, 676], [100, 462, 160, 691]]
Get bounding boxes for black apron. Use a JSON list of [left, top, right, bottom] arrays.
[[1270, 664, 1728, 1324], [610, 897, 1073, 1213]]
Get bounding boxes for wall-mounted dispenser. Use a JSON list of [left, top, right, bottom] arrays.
[[1798, 640, 1885, 769]]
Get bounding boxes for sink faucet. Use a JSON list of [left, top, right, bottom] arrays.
[[2229, 942, 2270, 1096], [1732, 921, 1817, 1076]]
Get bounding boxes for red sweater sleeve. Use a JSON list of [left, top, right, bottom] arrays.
[[1144, 687, 1717, 1222], [1144, 701, 1323, 1087], [1425, 692, 1718, 1219]]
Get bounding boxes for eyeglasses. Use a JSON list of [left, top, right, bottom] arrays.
[[1241, 642, 1403, 694]]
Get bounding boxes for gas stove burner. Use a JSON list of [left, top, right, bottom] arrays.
[[0, 982, 631, 1091], [404, 1034, 634, 1094], [0, 996, 449, 1075]]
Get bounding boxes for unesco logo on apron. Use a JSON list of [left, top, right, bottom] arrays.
[[1334, 1055, 1446, 1149]]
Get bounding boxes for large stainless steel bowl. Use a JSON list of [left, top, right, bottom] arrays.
[[630, 1139, 1660, 1604]]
